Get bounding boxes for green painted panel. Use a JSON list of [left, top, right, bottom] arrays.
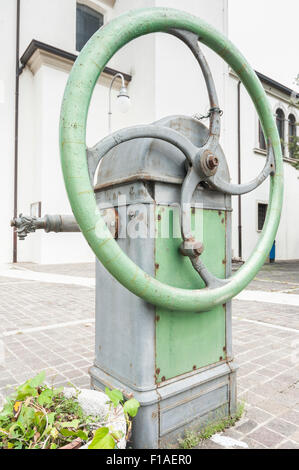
[[155, 206, 226, 382]]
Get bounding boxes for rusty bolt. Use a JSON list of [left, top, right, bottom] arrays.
[[193, 365, 197, 371], [206, 154, 219, 170]]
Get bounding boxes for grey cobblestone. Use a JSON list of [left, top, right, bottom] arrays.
[[0, 261, 298, 450]]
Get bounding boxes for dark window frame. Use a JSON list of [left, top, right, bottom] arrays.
[[288, 113, 297, 158], [257, 202, 268, 232], [276, 108, 285, 156], [76, 2, 104, 52], [258, 120, 266, 151]]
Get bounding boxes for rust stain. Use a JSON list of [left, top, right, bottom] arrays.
[[104, 251, 121, 267], [78, 190, 93, 195], [161, 376, 166, 382], [98, 238, 111, 249]]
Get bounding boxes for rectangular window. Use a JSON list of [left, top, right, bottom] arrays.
[[76, 3, 104, 52], [257, 203, 268, 231], [258, 121, 266, 150]]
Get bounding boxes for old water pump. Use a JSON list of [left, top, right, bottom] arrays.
[[14, 8, 283, 448]]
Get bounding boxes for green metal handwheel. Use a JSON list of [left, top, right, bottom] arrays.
[[60, 7, 283, 312]]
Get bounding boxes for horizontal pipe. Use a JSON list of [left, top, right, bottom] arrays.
[[11, 214, 80, 240]]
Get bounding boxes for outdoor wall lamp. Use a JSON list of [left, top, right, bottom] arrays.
[[108, 72, 131, 133]]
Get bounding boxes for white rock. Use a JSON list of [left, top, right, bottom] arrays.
[[210, 433, 249, 449], [64, 388, 127, 449]]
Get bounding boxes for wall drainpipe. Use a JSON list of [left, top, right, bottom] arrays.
[[237, 80, 242, 261], [13, 0, 23, 263]]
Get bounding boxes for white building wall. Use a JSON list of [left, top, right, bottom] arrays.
[[154, 0, 228, 124], [20, 0, 76, 55], [15, 0, 157, 264], [2, 0, 228, 264], [229, 75, 299, 261], [2, 0, 298, 265], [0, 0, 17, 264]]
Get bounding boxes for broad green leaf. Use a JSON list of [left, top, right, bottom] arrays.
[[60, 428, 88, 440], [47, 412, 55, 426], [76, 430, 88, 441], [15, 383, 37, 401], [50, 443, 57, 449], [15, 373, 43, 400], [17, 406, 35, 429], [88, 427, 115, 449], [60, 419, 80, 429], [105, 388, 123, 407], [123, 398, 140, 418], [34, 411, 46, 430], [28, 371, 46, 388], [38, 389, 54, 406]]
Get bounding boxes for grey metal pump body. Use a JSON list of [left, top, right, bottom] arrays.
[[89, 115, 237, 448]]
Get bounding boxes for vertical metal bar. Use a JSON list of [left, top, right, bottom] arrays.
[[13, 0, 21, 263], [237, 80, 242, 260]]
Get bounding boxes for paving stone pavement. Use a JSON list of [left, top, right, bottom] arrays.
[[0, 261, 298, 449]]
